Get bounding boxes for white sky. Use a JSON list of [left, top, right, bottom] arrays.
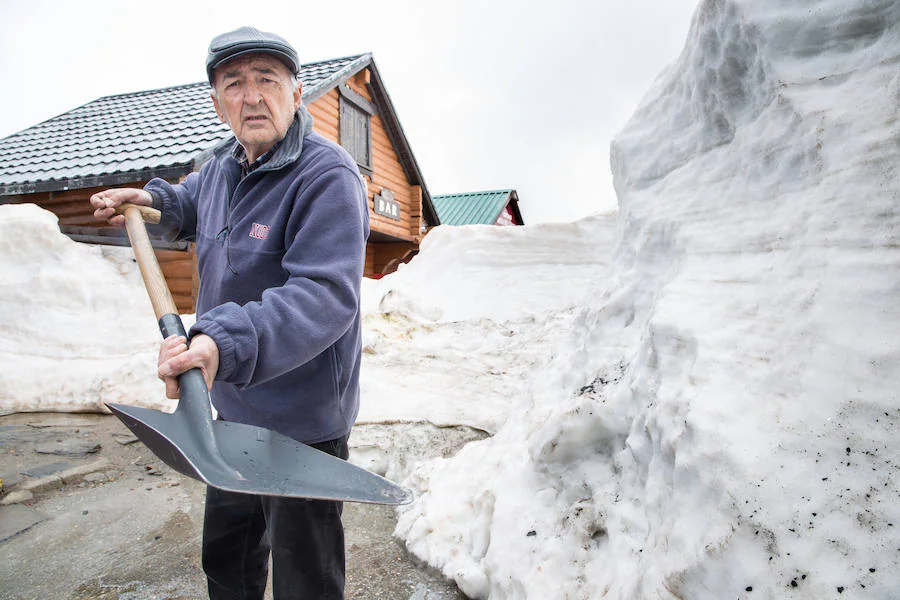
[[0, 0, 698, 224]]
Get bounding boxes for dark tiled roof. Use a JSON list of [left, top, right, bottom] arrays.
[[0, 54, 369, 194], [432, 189, 522, 226], [299, 55, 368, 92]]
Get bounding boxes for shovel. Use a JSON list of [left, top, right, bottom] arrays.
[[106, 203, 410, 504]]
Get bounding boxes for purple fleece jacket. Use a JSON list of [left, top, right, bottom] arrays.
[[145, 107, 369, 444]]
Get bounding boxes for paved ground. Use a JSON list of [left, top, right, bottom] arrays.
[[0, 412, 469, 600]]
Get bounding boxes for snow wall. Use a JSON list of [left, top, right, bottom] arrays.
[[395, 1, 900, 598], [0, 204, 174, 413]]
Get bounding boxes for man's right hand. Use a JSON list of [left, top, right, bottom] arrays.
[[158, 334, 221, 398], [89, 188, 153, 227]]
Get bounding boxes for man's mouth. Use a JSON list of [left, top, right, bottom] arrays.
[[244, 115, 268, 123]]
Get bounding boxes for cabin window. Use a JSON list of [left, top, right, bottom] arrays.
[[340, 96, 372, 174]]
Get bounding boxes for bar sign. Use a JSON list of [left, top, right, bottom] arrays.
[[374, 188, 401, 221]]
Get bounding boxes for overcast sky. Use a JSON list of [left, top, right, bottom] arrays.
[[0, 0, 698, 224]]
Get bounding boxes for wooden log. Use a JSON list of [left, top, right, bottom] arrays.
[[312, 88, 340, 106], [172, 294, 194, 314], [308, 111, 337, 129], [368, 174, 412, 196], [371, 128, 398, 149], [11, 192, 51, 204], [155, 249, 191, 262], [370, 220, 414, 241], [372, 144, 405, 172], [312, 122, 340, 141], [371, 163, 409, 190], [364, 244, 376, 276], [159, 261, 195, 279], [408, 185, 423, 236], [52, 203, 95, 218], [370, 216, 411, 234], [58, 215, 97, 227], [311, 117, 340, 136], [372, 138, 401, 162], [369, 173, 415, 198], [166, 279, 195, 296], [309, 105, 340, 127]]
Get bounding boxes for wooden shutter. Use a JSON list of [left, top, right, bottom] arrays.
[[339, 98, 371, 169]]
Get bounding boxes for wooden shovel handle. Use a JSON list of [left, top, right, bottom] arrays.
[[115, 203, 161, 224], [118, 203, 177, 320]]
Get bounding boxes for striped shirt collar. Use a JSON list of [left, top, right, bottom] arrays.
[[232, 138, 285, 178]]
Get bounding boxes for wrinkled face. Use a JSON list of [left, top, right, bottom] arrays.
[[211, 53, 302, 162]]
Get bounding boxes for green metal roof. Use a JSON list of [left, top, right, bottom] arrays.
[[432, 189, 521, 226]]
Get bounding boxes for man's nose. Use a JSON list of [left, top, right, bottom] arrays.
[[243, 84, 263, 105]]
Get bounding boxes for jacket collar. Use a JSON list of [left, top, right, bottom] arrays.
[[213, 104, 314, 172]]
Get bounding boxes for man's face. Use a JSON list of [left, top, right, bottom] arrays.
[[211, 53, 302, 162]]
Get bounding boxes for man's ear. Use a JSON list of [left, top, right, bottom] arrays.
[[210, 93, 227, 124], [293, 82, 303, 112]]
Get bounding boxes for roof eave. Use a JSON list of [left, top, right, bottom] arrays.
[[301, 54, 374, 105], [0, 164, 194, 197]]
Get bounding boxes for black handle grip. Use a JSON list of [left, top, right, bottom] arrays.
[[158, 313, 214, 412]]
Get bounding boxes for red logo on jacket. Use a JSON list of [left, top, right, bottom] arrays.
[[249, 223, 270, 240]]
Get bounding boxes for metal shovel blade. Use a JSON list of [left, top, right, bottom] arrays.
[[107, 401, 411, 504]]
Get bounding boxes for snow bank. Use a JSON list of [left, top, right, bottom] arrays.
[[395, 1, 900, 598], [363, 216, 615, 323], [358, 215, 616, 434], [0, 204, 174, 413]]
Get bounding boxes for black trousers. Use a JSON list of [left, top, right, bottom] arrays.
[[202, 436, 349, 600]]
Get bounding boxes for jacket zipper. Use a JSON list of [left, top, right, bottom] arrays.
[[218, 163, 240, 275], [216, 149, 292, 276]]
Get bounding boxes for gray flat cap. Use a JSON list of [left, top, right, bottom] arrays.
[[206, 26, 300, 84]]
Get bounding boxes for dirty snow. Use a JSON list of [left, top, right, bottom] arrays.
[[1, 0, 899, 598], [389, 0, 900, 598]]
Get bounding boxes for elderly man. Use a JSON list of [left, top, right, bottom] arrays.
[[91, 26, 369, 599]]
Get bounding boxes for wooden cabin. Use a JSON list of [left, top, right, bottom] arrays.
[[432, 189, 524, 226], [0, 54, 439, 313]]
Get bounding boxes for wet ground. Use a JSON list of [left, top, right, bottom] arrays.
[[0, 412, 468, 600]]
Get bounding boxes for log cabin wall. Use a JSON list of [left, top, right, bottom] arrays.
[[5, 183, 198, 314], [156, 247, 198, 313], [307, 68, 425, 276], [5, 186, 116, 228], [367, 242, 418, 275]]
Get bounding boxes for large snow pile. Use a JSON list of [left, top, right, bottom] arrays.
[[351, 215, 617, 481], [390, 0, 900, 598], [358, 216, 615, 434], [0, 204, 174, 413]]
